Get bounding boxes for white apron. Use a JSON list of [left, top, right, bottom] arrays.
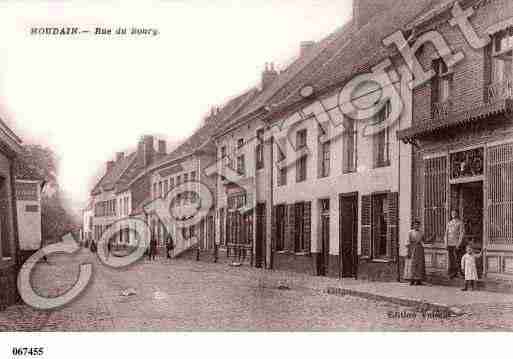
[[461, 253, 478, 281]]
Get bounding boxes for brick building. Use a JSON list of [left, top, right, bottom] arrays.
[[398, 0, 513, 282], [142, 90, 258, 258], [90, 135, 161, 248], [0, 118, 23, 310]]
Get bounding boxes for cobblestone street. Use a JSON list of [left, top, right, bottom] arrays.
[[1, 249, 513, 331]]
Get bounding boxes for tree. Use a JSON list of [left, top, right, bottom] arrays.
[[15, 144, 78, 244]]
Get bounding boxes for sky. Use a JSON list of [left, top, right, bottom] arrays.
[[0, 0, 353, 212]]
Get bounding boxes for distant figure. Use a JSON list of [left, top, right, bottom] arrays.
[[445, 209, 465, 279], [407, 219, 426, 286], [149, 236, 157, 261], [166, 234, 174, 259], [461, 245, 482, 291]]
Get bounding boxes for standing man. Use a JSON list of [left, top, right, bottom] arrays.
[[445, 209, 465, 279]]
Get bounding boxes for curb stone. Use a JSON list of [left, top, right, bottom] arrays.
[[326, 287, 465, 316]]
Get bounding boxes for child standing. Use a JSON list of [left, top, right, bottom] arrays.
[[461, 245, 482, 291]]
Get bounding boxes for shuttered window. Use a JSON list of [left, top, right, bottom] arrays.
[[487, 143, 513, 245], [361, 192, 399, 260], [424, 156, 447, 243]]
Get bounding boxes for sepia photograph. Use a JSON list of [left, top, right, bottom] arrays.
[[1, 0, 513, 356]]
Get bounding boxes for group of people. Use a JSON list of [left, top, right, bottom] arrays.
[[406, 210, 482, 291], [147, 235, 174, 260]]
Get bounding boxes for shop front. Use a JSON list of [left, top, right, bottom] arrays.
[[400, 101, 513, 282]]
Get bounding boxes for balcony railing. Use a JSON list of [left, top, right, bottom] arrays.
[[487, 78, 513, 102], [431, 99, 452, 121]]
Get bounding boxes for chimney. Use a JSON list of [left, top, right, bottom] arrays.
[[137, 135, 155, 168], [158, 140, 166, 155], [261, 62, 278, 90], [300, 41, 315, 57], [116, 152, 124, 162], [353, 0, 395, 29], [106, 160, 115, 173]]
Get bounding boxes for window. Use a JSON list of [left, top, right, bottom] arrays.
[[492, 28, 513, 83], [256, 129, 264, 169], [170, 178, 175, 188], [294, 202, 309, 253], [320, 140, 330, 178], [275, 205, 286, 251], [237, 155, 245, 175], [296, 156, 307, 182], [277, 147, 287, 186], [296, 129, 307, 149], [0, 176, 12, 259], [183, 173, 188, 183], [153, 183, 157, 199], [190, 171, 196, 181], [372, 194, 389, 259], [237, 138, 244, 149], [373, 101, 391, 168], [177, 175, 181, 185], [159, 181, 163, 198], [434, 59, 452, 102], [343, 117, 357, 173], [163, 180, 168, 197], [361, 192, 398, 260], [221, 146, 227, 158]]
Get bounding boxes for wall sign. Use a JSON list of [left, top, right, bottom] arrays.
[[450, 148, 484, 179]]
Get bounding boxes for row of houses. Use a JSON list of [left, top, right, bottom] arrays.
[[87, 0, 513, 285]]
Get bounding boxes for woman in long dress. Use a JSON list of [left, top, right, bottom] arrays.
[[407, 220, 426, 286]]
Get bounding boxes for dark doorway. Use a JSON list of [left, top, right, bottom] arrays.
[[450, 181, 484, 276], [318, 199, 330, 276], [339, 193, 358, 278], [255, 203, 266, 268]]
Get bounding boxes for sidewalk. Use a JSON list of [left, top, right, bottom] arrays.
[[172, 256, 513, 314], [325, 281, 513, 313]]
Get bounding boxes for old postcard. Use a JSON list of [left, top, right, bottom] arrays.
[[0, 0, 513, 356]]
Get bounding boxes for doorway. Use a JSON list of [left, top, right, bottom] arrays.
[[339, 193, 358, 278], [450, 181, 483, 276], [318, 199, 330, 276], [255, 203, 266, 268]]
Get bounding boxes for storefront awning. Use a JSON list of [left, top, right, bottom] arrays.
[[397, 99, 513, 143]]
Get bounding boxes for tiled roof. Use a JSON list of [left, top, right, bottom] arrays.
[[216, 21, 355, 136], [272, 0, 439, 113], [15, 159, 45, 182], [150, 88, 259, 170], [91, 152, 136, 195]]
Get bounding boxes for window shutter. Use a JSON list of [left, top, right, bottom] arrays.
[[285, 204, 295, 252], [431, 60, 439, 115], [303, 201, 311, 253], [387, 192, 399, 261], [483, 41, 493, 103], [361, 195, 372, 258], [272, 205, 277, 250]]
